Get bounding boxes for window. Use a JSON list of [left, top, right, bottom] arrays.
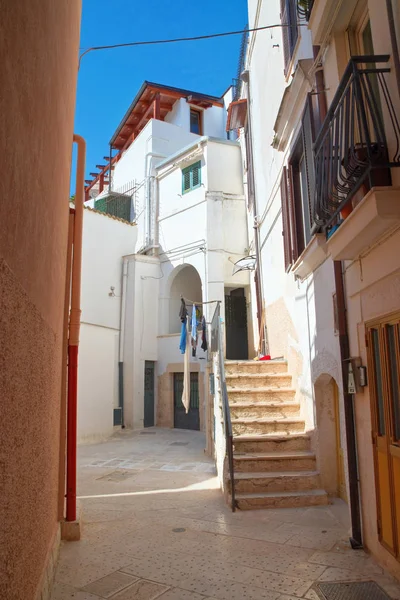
[[280, 96, 316, 270], [190, 109, 202, 135], [280, 0, 299, 74], [182, 161, 201, 194]]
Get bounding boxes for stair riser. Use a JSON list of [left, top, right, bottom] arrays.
[[225, 363, 288, 375], [234, 437, 311, 454], [233, 457, 316, 473], [228, 390, 296, 403], [231, 474, 320, 494], [227, 375, 292, 389], [235, 494, 329, 510], [232, 421, 305, 436], [230, 404, 300, 420]]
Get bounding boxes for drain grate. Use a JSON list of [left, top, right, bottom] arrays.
[[170, 442, 189, 446], [140, 431, 156, 435], [313, 581, 391, 600]]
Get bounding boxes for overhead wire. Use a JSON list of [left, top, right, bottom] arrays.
[[79, 23, 307, 67]]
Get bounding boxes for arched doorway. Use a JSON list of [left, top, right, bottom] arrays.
[[160, 264, 204, 431], [314, 374, 347, 500], [168, 264, 202, 334]]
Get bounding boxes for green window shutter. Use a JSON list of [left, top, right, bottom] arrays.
[[182, 168, 191, 193], [182, 161, 201, 194]]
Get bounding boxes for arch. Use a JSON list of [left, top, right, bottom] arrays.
[[314, 374, 347, 500], [168, 264, 203, 334]]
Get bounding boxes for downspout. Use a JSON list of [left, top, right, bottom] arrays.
[[66, 134, 86, 523], [386, 0, 400, 98], [144, 149, 166, 250], [118, 257, 128, 428], [313, 47, 363, 548], [241, 69, 269, 356], [58, 208, 74, 520]]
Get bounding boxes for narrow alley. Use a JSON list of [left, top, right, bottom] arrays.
[[52, 429, 400, 600]]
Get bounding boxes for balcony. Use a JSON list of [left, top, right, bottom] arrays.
[[297, 0, 314, 21], [313, 56, 400, 237]]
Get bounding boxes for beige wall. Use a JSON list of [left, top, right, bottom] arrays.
[[344, 225, 400, 579], [0, 2, 81, 599]]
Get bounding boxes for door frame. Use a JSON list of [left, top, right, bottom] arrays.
[[366, 310, 400, 558]]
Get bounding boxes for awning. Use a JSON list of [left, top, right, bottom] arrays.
[[232, 255, 256, 275], [226, 99, 248, 131]]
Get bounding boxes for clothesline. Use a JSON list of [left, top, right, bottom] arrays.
[[181, 295, 221, 306]]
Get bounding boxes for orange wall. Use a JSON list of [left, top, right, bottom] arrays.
[[0, 2, 81, 598]]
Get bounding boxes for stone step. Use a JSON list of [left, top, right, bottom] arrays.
[[233, 434, 311, 454], [225, 360, 288, 375], [230, 402, 300, 420], [229, 470, 321, 494], [231, 417, 305, 436], [234, 489, 329, 510], [233, 450, 316, 473], [226, 373, 292, 389], [227, 387, 296, 403]]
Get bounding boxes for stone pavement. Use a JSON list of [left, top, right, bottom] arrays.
[[52, 428, 400, 600]]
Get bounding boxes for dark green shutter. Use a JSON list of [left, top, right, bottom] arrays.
[[182, 161, 201, 194]]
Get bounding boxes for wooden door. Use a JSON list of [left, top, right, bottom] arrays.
[[367, 317, 400, 558], [174, 373, 200, 431]]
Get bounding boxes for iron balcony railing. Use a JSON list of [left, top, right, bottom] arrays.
[[297, 0, 314, 21], [313, 56, 400, 231], [211, 304, 236, 512]]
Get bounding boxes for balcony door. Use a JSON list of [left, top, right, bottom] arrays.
[[367, 315, 400, 560]]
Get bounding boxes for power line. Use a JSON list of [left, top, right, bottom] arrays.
[[79, 23, 306, 67]]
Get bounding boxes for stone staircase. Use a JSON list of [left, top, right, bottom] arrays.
[[225, 360, 329, 510]]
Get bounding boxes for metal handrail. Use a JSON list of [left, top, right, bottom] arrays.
[[313, 55, 400, 230], [211, 304, 236, 512]]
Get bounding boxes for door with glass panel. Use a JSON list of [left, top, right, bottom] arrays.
[[367, 315, 400, 559]]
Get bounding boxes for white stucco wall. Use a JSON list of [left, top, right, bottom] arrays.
[[78, 209, 137, 443], [123, 254, 160, 429], [165, 97, 228, 140], [245, 0, 345, 468]]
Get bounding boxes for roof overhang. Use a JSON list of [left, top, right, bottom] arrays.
[[110, 81, 224, 150]]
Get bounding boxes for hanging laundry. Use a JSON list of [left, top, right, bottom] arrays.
[[201, 315, 208, 352], [179, 319, 187, 354], [181, 317, 190, 413], [191, 304, 197, 357], [179, 297, 187, 323]]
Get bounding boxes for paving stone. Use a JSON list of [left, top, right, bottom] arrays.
[[112, 579, 169, 600], [51, 429, 397, 600], [83, 571, 139, 598]]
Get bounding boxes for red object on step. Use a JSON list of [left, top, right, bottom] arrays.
[[260, 355, 271, 361]]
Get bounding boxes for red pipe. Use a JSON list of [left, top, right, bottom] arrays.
[[66, 134, 86, 522], [66, 345, 78, 521]]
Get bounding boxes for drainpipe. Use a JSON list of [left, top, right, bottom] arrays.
[[66, 134, 86, 522], [58, 208, 74, 520], [313, 47, 363, 548], [118, 257, 128, 428], [386, 0, 400, 99]]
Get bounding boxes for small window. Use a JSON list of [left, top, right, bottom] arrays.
[[190, 109, 202, 135], [182, 161, 201, 194]]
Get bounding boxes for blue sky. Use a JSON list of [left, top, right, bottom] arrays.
[[73, 0, 248, 189]]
